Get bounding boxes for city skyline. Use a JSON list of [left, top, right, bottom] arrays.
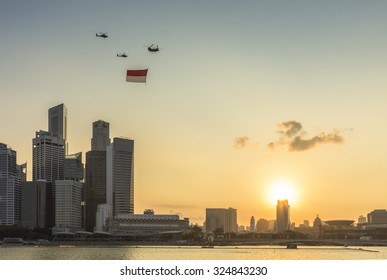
[[2, 1, 387, 226]]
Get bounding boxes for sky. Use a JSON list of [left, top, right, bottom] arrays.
[[1, 0, 387, 227]]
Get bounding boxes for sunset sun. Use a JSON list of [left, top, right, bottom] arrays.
[[267, 180, 297, 205]]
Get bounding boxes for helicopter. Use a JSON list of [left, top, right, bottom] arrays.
[[116, 53, 128, 58], [96, 32, 108, 38], [145, 44, 161, 53]]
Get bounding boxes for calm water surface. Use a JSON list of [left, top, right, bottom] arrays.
[[0, 245, 386, 260]]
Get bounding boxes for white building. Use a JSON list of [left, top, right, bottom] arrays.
[[53, 180, 83, 234], [107, 209, 189, 235]]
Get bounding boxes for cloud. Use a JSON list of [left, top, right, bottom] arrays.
[[234, 136, 250, 149], [234, 136, 259, 149], [268, 121, 344, 152]]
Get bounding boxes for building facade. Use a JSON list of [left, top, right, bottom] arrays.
[[107, 137, 134, 217], [367, 209, 387, 224], [0, 143, 26, 225], [107, 209, 189, 236], [21, 180, 54, 229], [276, 199, 290, 233], [91, 120, 110, 151], [205, 208, 238, 233], [53, 180, 83, 234], [85, 120, 110, 232]]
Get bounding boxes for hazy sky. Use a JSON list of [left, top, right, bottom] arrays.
[[2, 0, 387, 226]]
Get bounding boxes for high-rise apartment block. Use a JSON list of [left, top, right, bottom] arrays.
[[0, 143, 26, 225], [205, 207, 238, 233], [276, 199, 290, 233], [107, 137, 134, 217]]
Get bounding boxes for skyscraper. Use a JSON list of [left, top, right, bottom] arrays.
[[107, 137, 134, 217], [64, 152, 84, 182], [33, 104, 67, 182], [85, 120, 110, 232], [48, 103, 67, 143], [0, 143, 26, 225], [91, 120, 110, 151], [21, 180, 54, 229], [276, 199, 290, 233], [32, 130, 65, 182]]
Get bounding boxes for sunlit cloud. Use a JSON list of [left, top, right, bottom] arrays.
[[268, 121, 344, 152]]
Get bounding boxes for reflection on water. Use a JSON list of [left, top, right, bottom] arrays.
[[0, 246, 386, 260]]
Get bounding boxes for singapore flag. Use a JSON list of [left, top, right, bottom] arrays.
[[126, 69, 148, 83]]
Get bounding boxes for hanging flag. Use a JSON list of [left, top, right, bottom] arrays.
[[126, 69, 148, 83]]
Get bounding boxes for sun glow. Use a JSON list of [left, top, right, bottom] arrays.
[[267, 180, 297, 205]]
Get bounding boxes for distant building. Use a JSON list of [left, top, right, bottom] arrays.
[[313, 215, 322, 228], [32, 130, 65, 182], [0, 143, 26, 225], [358, 215, 367, 225], [367, 209, 387, 224], [91, 120, 110, 151], [303, 220, 310, 227], [107, 209, 189, 235], [95, 204, 111, 232], [33, 104, 67, 183], [85, 120, 110, 232], [64, 152, 84, 182], [205, 208, 238, 233], [276, 199, 290, 233], [48, 103, 67, 144], [107, 137, 134, 217], [250, 216, 255, 232], [21, 180, 54, 229], [53, 180, 83, 234], [256, 218, 269, 232]]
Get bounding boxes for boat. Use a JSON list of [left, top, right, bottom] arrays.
[[286, 244, 298, 249]]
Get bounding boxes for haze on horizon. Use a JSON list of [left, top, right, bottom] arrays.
[[1, 1, 387, 227]]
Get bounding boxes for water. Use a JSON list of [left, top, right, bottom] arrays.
[[0, 245, 386, 260]]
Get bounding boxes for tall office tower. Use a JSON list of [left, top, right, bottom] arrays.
[[91, 120, 110, 151], [205, 208, 238, 233], [250, 216, 256, 232], [33, 104, 67, 182], [32, 130, 65, 182], [85, 120, 110, 232], [276, 199, 290, 233], [21, 180, 54, 229], [107, 137, 134, 217], [64, 152, 84, 182], [53, 180, 83, 233], [0, 143, 26, 225], [48, 103, 67, 145]]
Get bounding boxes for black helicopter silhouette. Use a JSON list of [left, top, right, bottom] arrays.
[[116, 53, 128, 58], [145, 44, 161, 53], [96, 32, 108, 38]]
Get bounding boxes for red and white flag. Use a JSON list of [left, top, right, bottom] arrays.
[[126, 69, 148, 83]]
